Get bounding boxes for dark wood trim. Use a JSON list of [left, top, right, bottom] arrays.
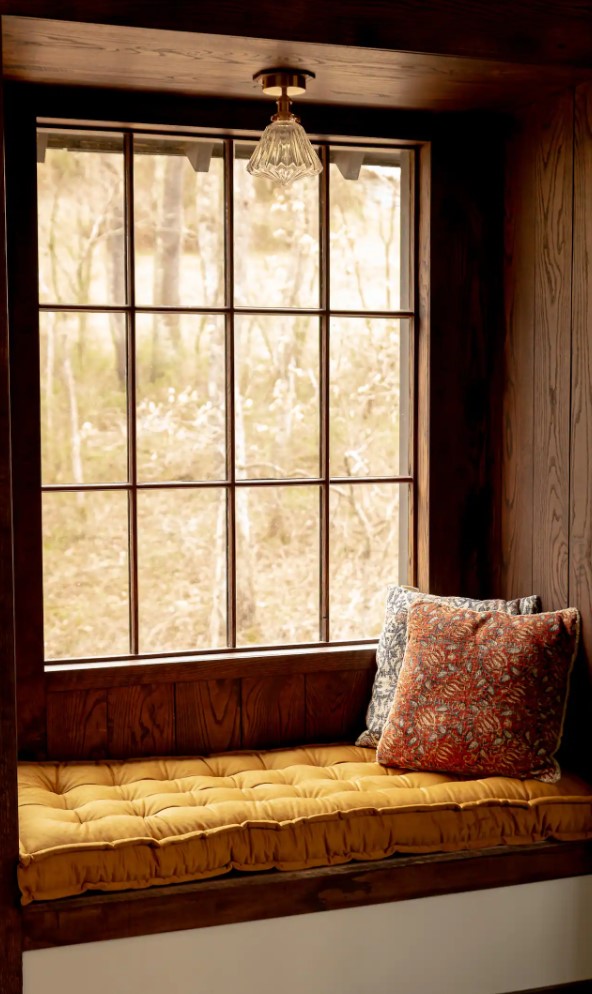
[[507, 982, 592, 994], [4, 81, 46, 757], [46, 645, 376, 691], [21, 840, 592, 951], [0, 20, 22, 994], [8, 81, 439, 145], [3, 2, 592, 70]]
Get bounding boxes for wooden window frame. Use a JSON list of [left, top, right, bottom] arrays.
[[7, 84, 423, 685]]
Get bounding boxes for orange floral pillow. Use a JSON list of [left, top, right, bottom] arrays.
[[376, 599, 580, 783]]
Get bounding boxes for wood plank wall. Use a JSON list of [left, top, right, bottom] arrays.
[[42, 660, 374, 760], [500, 82, 592, 774]]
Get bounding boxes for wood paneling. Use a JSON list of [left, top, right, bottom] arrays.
[[175, 680, 241, 755], [428, 122, 505, 597], [305, 669, 371, 742], [3, 2, 592, 70], [47, 691, 108, 760], [107, 683, 175, 758], [532, 94, 573, 611], [241, 674, 305, 750], [21, 840, 592, 950], [3, 16, 591, 113], [499, 113, 536, 598], [0, 21, 22, 994], [500, 84, 592, 777]]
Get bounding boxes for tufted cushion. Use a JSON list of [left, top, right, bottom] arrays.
[[18, 744, 592, 904], [377, 601, 580, 782], [357, 587, 542, 747]]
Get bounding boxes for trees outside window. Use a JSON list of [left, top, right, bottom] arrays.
[[36, 129, 415, 662]]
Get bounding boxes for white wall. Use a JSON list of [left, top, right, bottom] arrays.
[[24, 875, 592, 994]]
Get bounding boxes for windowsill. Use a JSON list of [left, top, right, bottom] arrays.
[[45, 643, 378, 690], [21, 840, 592, 950]]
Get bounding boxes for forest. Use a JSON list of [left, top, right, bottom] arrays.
[[36, 131, 411, 660]]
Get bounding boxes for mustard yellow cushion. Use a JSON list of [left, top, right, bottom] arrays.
[[18, 745, 592, 904]]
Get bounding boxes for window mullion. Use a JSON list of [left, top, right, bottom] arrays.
[[319, 144, 330, 643], [124, 131, 140, 656], [224, 138, 237, 650]]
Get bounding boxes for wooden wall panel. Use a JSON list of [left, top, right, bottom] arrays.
[[305, 670, 371, 743], [107, 684, 175, 758], [47, 690, 108, 760], [241, 674, 305, 750], [532, 94, 573, 611], [428, 122, 505, 598], [500, 114, 536, 598], [0, 21, 22, 994], [175, 680, 241, 755]]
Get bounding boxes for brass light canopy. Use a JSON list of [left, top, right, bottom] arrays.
[[247, 68, 322, 186]]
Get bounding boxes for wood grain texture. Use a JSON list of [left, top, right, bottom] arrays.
[[0, 23, 23, 994], [46, 644, 376, 691], [21, 840, 592, 950], [107, 684, 174, 757], [47, 690, 108, 760], [175, 680, 241, 754], [500, 112, 536, 598], [241, 674, 305, 750], [4, 2, 592, 69], [564, 82, 592, 775], [3, 16, 590, 113], [532, 93, 573, 612], [304, 669, 371, 742]]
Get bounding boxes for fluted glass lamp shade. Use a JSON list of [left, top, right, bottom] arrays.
[[248, 68, 323, 186], [247, 114, 322, 186]]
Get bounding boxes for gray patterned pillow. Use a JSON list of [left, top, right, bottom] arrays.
[[356, 587, 542, 748]]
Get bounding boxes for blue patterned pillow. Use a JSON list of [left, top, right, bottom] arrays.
[[356, 587, 542, 748]]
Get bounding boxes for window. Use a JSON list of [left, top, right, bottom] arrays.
[[36, 127, 416, 663]]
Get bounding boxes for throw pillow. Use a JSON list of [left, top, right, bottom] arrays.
[[356, 587, 541, 748], [376, 599, 580, 783]]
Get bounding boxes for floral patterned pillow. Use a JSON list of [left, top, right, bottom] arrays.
[[376, 599, 580, 783], [356, 587, 541, 748]]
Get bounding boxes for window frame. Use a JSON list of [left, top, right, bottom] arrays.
[[6, 85, 424, 687]]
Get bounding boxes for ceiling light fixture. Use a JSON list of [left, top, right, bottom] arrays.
[[247, 68, 322, 186]]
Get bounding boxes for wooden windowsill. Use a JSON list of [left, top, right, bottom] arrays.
[[21, 840, 592, 950]]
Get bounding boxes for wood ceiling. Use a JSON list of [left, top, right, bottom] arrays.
[[3, 14, 592, 113]]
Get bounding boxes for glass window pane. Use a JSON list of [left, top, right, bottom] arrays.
[[136, 314, 226, 482], [40, 311, 128, 485], [330, 149, 411, 311], [234, 143, 319, 307], [330, 318, 411, 477], [330, 483, 409, 640], [138, 489, 227, 652], [37, 130, 125, 305], [236, 486, 319, 646], [235, 315, 319, 479], [134, 137, 224, 307], [43, 491, 129, 659]]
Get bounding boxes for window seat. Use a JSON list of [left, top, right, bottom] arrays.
[[18, 744, 592, 906]]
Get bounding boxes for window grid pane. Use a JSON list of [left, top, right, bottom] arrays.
[[38, 127, 416, 662]]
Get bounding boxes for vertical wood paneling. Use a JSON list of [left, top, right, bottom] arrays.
[[305, 669, 371, 743], [241, 674, 305, 750], [428, 120, 505, 598], [107, 684, 175, 757], [0, 24, 23, 994], [570, 83, 592, 668], [532, 94, 573, 611], [175, 679, 241, 754], [47, 690, 108, 759], [500, 114, 536, 598]]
